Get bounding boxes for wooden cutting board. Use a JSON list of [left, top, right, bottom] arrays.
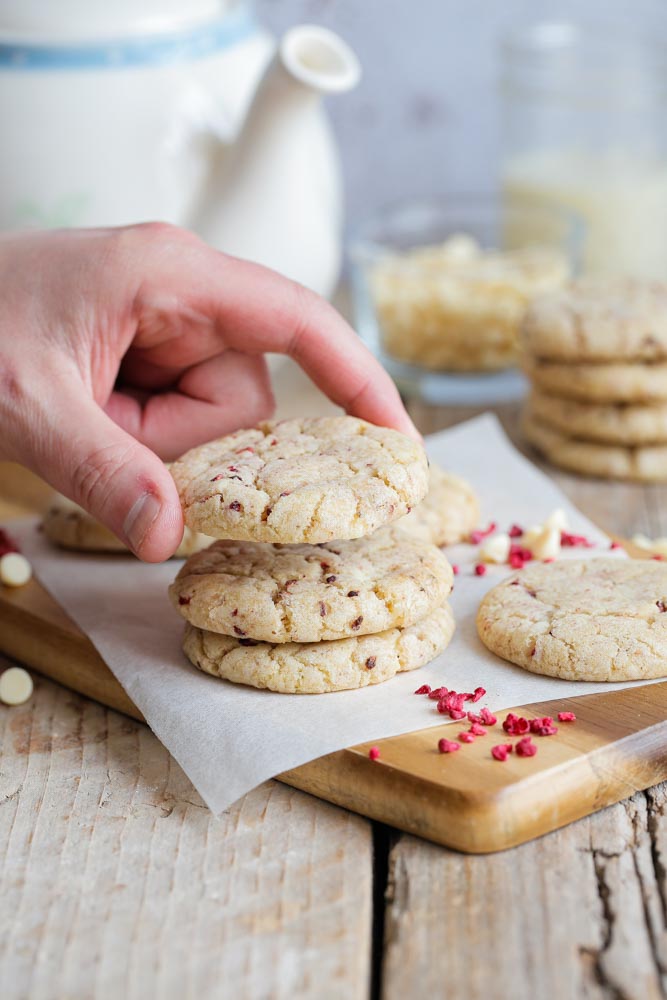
[[2, 548, 667, 854]]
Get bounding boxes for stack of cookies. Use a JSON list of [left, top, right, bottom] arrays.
[[168, 416, 462, 694], [521, 279, 667, 481]]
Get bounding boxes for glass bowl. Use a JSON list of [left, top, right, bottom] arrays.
[[348, 197, 584, 404]]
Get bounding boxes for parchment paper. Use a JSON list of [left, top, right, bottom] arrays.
[[11, 414, 640, 814]]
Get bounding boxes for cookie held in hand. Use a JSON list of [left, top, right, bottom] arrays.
[[170, 416, 429, 544]]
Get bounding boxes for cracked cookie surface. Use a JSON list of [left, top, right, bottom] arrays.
[[42, 493, 214, 557], [170, 528, 453, 643], [394, 464, 479, 546], [477, 558, 667, 681], [169, 417, 429, 543], [522, 279, 667, 362], [183, 603, 455, 693]]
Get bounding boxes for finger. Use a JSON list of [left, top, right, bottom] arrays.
[[126, 227, 420, 440], [30, 394, 184, 562], [106, 351, 275, 459]]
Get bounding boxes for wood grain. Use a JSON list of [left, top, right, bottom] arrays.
[[380, 788, 667, 1000], [0, 666, 373, 1000]]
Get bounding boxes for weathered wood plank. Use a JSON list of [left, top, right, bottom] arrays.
[[0, 669, 373, 1000], [381, 790, 667, 1000], [381, 398, 667, 997]]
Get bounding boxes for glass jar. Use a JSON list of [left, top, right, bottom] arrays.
[[500, 22, 667, 279], [349, 197, 582, 405]]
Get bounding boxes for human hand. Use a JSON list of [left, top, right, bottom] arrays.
[[0, 224, 418, 561]]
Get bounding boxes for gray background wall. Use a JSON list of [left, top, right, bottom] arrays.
[[257, 0, 667, 225]]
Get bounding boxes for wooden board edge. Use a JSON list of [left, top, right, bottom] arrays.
[[280, 722, 667, 853], [0, 593, 143, 722]]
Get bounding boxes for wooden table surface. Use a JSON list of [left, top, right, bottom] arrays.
[[2, 361, 667, 1000]]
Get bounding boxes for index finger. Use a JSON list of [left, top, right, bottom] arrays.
[[131, 229, 421, 440]]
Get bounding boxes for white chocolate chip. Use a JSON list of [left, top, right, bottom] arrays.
[[0, 552, 32, 587], [479, 532, 511, 564], [543, 508, 569, 532], [0, 667, 33, 706], [521, 525, 544, 550], [631, 533, 653, 550], [530, 525, 561, 561]]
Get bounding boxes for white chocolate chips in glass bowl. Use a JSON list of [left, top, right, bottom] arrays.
[[369, 235, 569, 373]]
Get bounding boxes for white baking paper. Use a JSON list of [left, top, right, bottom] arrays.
[[10, 414, 642, 814]]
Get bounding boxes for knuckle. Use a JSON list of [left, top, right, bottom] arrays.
[[114, 221, 202, 258], [70, 439, 139, 513], [286, 281, 322, 355]]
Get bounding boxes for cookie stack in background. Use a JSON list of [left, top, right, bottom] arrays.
[[168, 416, 466, 694], [521, 279, 667, 481]]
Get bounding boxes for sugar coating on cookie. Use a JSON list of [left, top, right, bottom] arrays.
[[183, 603, 455, 693], [524, 358, 667, 404], [523, 413, 667, 482], [42, 493, 214, 557], [394, 464, 479, 546], [170, 528, 453, 643], [522, 279, 667, 362], [170, 417, 429, 543], [527, 390, 667, 445], [477, 558, 667, 681]]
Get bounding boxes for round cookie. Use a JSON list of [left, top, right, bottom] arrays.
[[42, 493, 214, 558], [522, 279, 667, 362], [183, 603, 455, 693], [523, 413, 667, 482], [477, 558, 667, 682], [528, 390, 667, 445], [170, 417, 429, 544], [170, 529, 453, 643], [394, 465, 479, 546], [524, 358, 667, 404]]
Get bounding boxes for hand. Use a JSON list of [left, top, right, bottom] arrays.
[[0, 224, 418, 561]]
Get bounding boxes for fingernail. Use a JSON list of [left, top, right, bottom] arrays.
[[123, 492, 162, 554]]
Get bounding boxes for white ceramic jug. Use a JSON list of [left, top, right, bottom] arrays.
[[0, 0, 361, 297]]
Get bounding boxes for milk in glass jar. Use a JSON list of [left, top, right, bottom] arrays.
[[501, 22, 667, 279]]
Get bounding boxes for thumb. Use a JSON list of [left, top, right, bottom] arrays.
[[37, 399, 184, 562]]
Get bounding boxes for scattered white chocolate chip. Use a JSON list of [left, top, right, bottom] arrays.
[[543, 508, 569, 532], [0, 667, 33, 706], [521, 525, 544, 550], [479, 532, 511, 564], [530, 525, 561, 561], [631, 533, 653, 550], [0, 552, 32, 587]]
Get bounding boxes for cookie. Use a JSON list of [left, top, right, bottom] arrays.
[[523, 413, 667, 481], [183, 603, 455, 693], [395, 464, 479, 546], [524, 358, 667, 404], [170, 417, 429, 544], [522, 279, 667, 362], [477, 558, 667, 681], [170, 529, 453, 643], [42, 493, 214, 557], [528, 390, 667, 445]]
